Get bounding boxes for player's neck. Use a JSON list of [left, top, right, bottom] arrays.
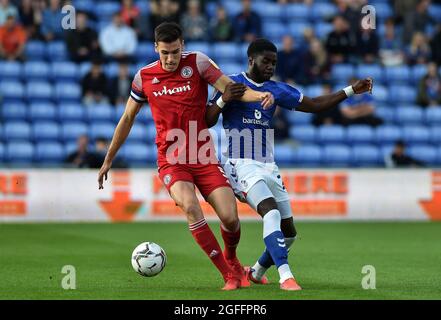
[[245, 71, 265, 85]]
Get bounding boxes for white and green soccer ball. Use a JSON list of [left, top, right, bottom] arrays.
[[131, 242, 167, 277]]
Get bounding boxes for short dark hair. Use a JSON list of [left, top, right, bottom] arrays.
[[247, 38, 277, 58], [154, 22, 183, 43]]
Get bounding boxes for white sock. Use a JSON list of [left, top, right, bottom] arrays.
[[278, 264, 294, 283], [252, 262, 268, 280]]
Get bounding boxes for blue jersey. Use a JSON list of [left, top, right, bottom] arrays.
[[209, 72, 303, 162]]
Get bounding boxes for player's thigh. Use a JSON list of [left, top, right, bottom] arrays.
[[206, 186, 239, 228], [246, 179, 274, 213], [169, 181, 204, 223]]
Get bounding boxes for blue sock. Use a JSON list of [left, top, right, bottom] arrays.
[[263, 230, 288, 268], [258, 236, 296, 268]]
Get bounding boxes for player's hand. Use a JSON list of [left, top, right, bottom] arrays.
[[222, 82, 247, 102], [261, 92, 275, 110], [98, 161, 112, 189], [352, 78, 373, 94]]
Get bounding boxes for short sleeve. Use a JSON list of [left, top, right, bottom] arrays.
[[208, 89, 222, 106], [130, 70, 147, 103], [195, 51, 223, 85], [276, 82, 303, 110]]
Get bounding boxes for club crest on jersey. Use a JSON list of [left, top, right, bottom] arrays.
[[181, 66, 193, 78], [254, 109, 262, 119], [163, 174, 172, 185]]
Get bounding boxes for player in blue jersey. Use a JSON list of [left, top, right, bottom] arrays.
[[205, 39, 373, 291]]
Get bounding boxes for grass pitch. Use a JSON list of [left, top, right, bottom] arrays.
[[0, 221, 440, 300]]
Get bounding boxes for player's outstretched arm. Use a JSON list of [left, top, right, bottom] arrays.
[[296, 78, 373, 113], [205, 82, 247, 127], [213, 75, 275, 109], [98, 97, 142, 189]]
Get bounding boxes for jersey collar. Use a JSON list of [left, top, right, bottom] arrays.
[[242, 72, 265, 87]]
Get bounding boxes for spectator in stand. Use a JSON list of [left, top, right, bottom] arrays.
[[41, 0, 64, 41], [325, 15, 356, 64], [303, 38, 330, 84], [0, 13, 26, 61], [88, 137, 128, 169], [0, 0, 17, 26], [417, 62, 441, 107], [121, 0, 140, 28], [81, 60, 109, 106], [380, 17, 404, 66], [340, 78, 383, 127], [402, 0, 434, 44], [99, 13, 137, 62], [233, 0, 262, 42], [386, 140, 425, 168], [312, 83, 342, 126], [149, 0, 180, 33], [65, 135, 94, 168], [65, 11, 101, 63], [335, 0, 363, 33], [406, 31, 431, 65], [430, 24, 441, 65], [17, 0, 38, 39], [209, 5, 233, 42], [180, 0, 208, 41], [108, 63, 132, 106], [356, 27, 379, 63], [275, 35, 304, 84]]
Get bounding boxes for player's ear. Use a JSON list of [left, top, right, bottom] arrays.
[[248, 56, 253, 67], [181, 39, 185, 51], [154, 42, 158, 53]]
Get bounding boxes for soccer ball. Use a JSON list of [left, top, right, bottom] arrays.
[[131, 242, 167, 277]]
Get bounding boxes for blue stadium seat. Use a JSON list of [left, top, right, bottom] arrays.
[[425, 107, 441, 125], [4, 121, 31, 140], [375, 125, 402, 143], [352, 144, 381, 166], [428, 4, 441, 23], [346, 125, 374, 144], [306, 85, 323, 97], [136, 42, 156, 63], [23, 61, 50, 80], [294, 144, 322, 166], [211, 43, 240, 62], [95, 2, 121, 19], [0, 61, 22, 80], [26, 81, 53, 101], [51, 62, 79, 81], [221, 1, 242, 17], [58, 103, 86, 122], [356, 65, 384, 83], [135, 0, 150, 15], [285, 4, 311, 21], [287, 22, 311, 39], [286, 111, 312, 125], [47, 42, 68, 61], [388, 85, 416, 104], [0, 81, 25, 102], [146, 123, 157, 142], [126, 123, 148, 142], [395, 107, 424, 124], [32, 121, 60, 141], [35, 142, 65, 163], [385, 66, 411, 84], [317, 126, 346, 143], [375, 105, 395, 123], [25, 41, 46, 61], [0, 143, 4, 163], [314, 22, 333, 39], [322, 144, 351, 167], [402, 126, 430, 143], [263, 22, 286, 41], [89, 122, 115, 140], [122, 143, 156, 164], [86, 104, 115, 123], [219, 62, 243, 76], [185, 42, 211, 56], [55, 83, 82, 102], [274, 144, 295, 165], [411, 65, 428, 84], [29, 102, 57, 121], [254, 3, 283, 22], [310, 3, 337, 21], [73, 0, 94, 13], [79, 62, 92, 77], [6, 142, 34, 163], [331, 64, 354, 83], [1, 102, 27, 121], [409, 145, 438, 165], [374, 3, 393, 20], [61, 122, 88, 141], [430, 126, 441, 143], [372, 85, 389, 104], [289, 125, 316, 143]]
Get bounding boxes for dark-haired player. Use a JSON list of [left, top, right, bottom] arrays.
[[98, 23, 274, 291], [206, 38, 373, 291]]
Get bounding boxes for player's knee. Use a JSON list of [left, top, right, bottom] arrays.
[[221, 215, 239, 231], [257, 197, 278, 216], [182, 201, 202, 219]]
